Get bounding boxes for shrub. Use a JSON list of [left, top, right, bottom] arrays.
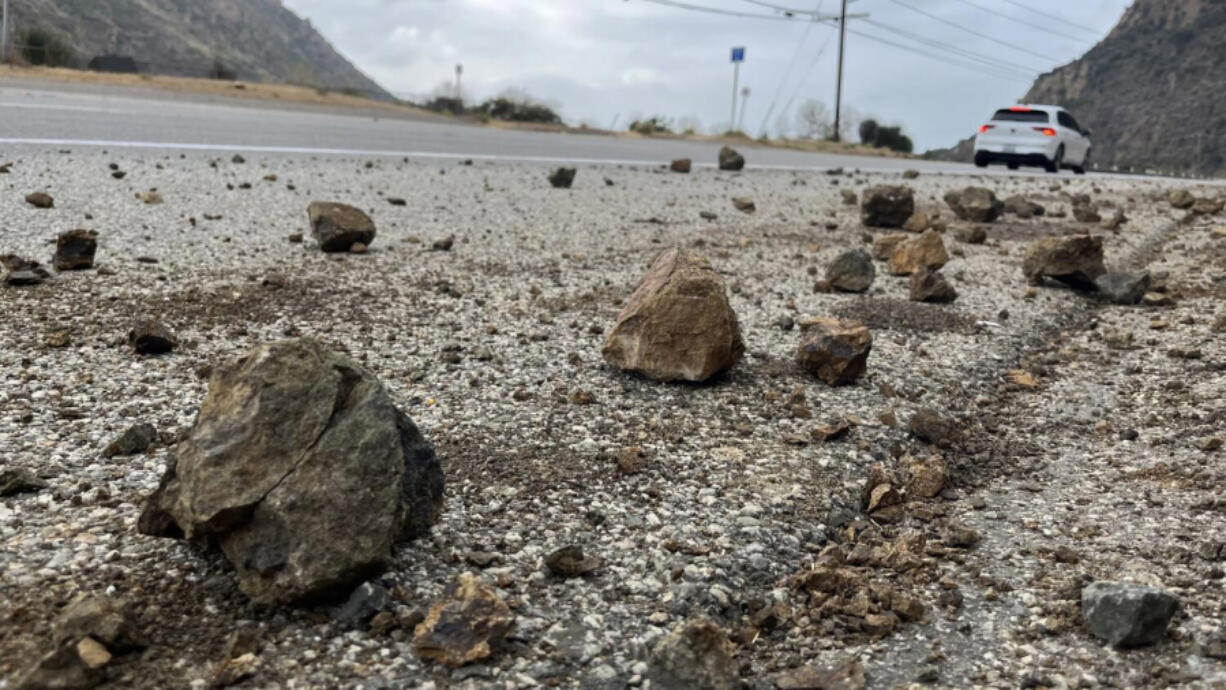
[[208, 58, 236, 81], [19, 27, 76, 68], [475, 97, 562, 125], [859, 119, 880, 146], [628, 116, 672, 135], [424, 97, 465, 115]]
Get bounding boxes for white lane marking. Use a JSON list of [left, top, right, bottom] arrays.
[[0, 102, 128, 114], [0, 136, 920, 173]]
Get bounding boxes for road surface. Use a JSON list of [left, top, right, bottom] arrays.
[[0, 80, 1031, 175]]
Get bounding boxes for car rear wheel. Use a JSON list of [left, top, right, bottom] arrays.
[[1045, 145, 1064, 174], [973, 152, 989, 168], [1007, 162, 1020, 170], [1072, 148, 1090, 175]]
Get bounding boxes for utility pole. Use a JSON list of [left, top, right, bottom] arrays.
[[832, 0, 848, 142], [1, 0, 9, 65], [730, 46, 745, 132], [738, 86, 750, 132], [454, 64, 463, 101]]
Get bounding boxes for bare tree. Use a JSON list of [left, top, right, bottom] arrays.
[[838, 105, 863, 143], [795, 99, 832, 140]]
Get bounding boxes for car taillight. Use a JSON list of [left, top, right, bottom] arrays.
[[1010, 106, 1031, 112], [979, 124, 995, 133], [1034, 127, 1056, 136]]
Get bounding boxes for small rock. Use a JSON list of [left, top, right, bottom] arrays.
[[944, 187, 1003, 223], [432, 236, 455, 252], [616, 446, 648, 474], [647, 619, 739, 690], [54, 230, 99, 271], [331, 582, 392, 627], [128, 320, 177, 355], [902, 210, 930, 233], [53, 596, 141, 652], [826, 249, 875, 293], [1095, 271, 1150, 305], [871, 233, 909, 261], [545, 546, 601, 578], [103, 423, 157, 458], [1003, 195, 1045, 219], [902, 453, 949, 498], [942, 520, 980, 548], [387, 197, 407, 206], [548, 167, 577, 188], [1081, 581, 1178, 647], [775, 658, 866, 690], [902, 169, 920, 179], [1023, 235, 1105, 290], [140, 190, 163, 205], [796, 318, 872, 386], [413, 573, 515, 667], [841, 189, 858, 206], [908, 269, 957, 303], [26, 192, 54, 208], [0, 467, 48, 496], [953, 225, 987, 244], [732, 197, 756, 213], [212, 653, 260, 688], [910, 407, 957, 447], [1169, 189, 1195, 209], [718, 146, 745, 171], [307, 201, 377, 252], [1073, 203, 1101, 224], [888, 229, 949, 276], [670, 158, 692, 173], [860, 185, 915, 228]]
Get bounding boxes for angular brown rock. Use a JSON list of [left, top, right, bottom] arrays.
[[871, 233, 909, 261], [413, 573, 514, 667], [1022, 235, 1105, 289], [670, 158, 692, 173], [718, 146, 745, 171], [647, 619, 739, 690], [888, 229, 949, 276], [908, 268, 957, 303], [944, 187, 1003, 223], [602, 249, 744, 382], [307, 201, 376, 252], [54, 230, 98, 271], [860, 185, 914, 228], [796, 318, 872, 386]]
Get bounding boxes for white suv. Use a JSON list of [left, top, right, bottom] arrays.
[[973, 104, 1092, 174]]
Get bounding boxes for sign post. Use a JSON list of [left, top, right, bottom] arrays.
[[730, 46, 745, 132], [455, 64, 463, 100]]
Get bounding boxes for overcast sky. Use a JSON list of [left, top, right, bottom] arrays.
[[281, 0, 1132, 151]]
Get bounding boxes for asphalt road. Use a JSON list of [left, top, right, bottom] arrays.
[[0, 81, 998, 174]]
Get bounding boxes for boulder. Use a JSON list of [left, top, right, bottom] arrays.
[[1022, 235, 1105, 289], [902, 454, 949, 499], [908, 269, 957, 303], [548, 167, 576, 189], [871, 233, 909, 261], [796, 318, 872, 386], [1082, 582, 1178, 647], [670, 158, 692, 173], [944, 187, 1003, 223], [3, 255, 50, 287], [103, 423, 157, 458], [888, 229, 949, 276], [1193, 197, 1224, 215], [54, 230, 98, 271], [307, 201, 376, 252], [718, 146, 745, 171], [53, 597, 141, 652], [860, 186, 914, 228], [1003, 195, 1045, 219], [602, 249, 744, 382], [138, 338, 444, 605], [647, 619, 739, 690], [826, 249, 875, 293], [1095, 271, 1150, 305], [26, 192, 54, 209], [127, 320, 177, 356], [413, 573, 514, 667]]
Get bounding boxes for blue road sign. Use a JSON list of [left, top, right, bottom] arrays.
[[731, 47, 745, 63]]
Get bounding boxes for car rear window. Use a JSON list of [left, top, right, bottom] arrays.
[[992, 109, 1049, 123]]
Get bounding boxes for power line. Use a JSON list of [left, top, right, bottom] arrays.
[[862, 18, 1038, 78], [845, 26, 1035, 83], [946, 0, 1094, 45], [738, 0, 835, 17], [997, 0, 1102, 34], [883, 0, 1057, 63], [775, 25, 837, 135], [758, 1, 823, 134], [635, 0, 831, 22]]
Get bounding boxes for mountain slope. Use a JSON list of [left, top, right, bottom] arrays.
[[929, 0, 1226, 176], [6, 0, 389, 98]]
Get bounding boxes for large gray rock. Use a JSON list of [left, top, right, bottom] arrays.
[[826, 249, 875, 293], [860, 186, 914, 228], [138, 338, 444, 605], [1082, 581, 1178, 647], [307, 201, 377, 252], [944, 187, 1003, 223]]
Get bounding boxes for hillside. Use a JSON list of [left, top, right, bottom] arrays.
[[929, 0, 1226, 176], [4, 0, 389, 98]]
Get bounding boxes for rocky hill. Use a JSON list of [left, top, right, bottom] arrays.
[[929, 0, 1226, 176], [5, 0, 389, 98]]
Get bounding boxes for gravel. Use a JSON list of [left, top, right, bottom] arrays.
[[1, 146, 1224, 689]]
